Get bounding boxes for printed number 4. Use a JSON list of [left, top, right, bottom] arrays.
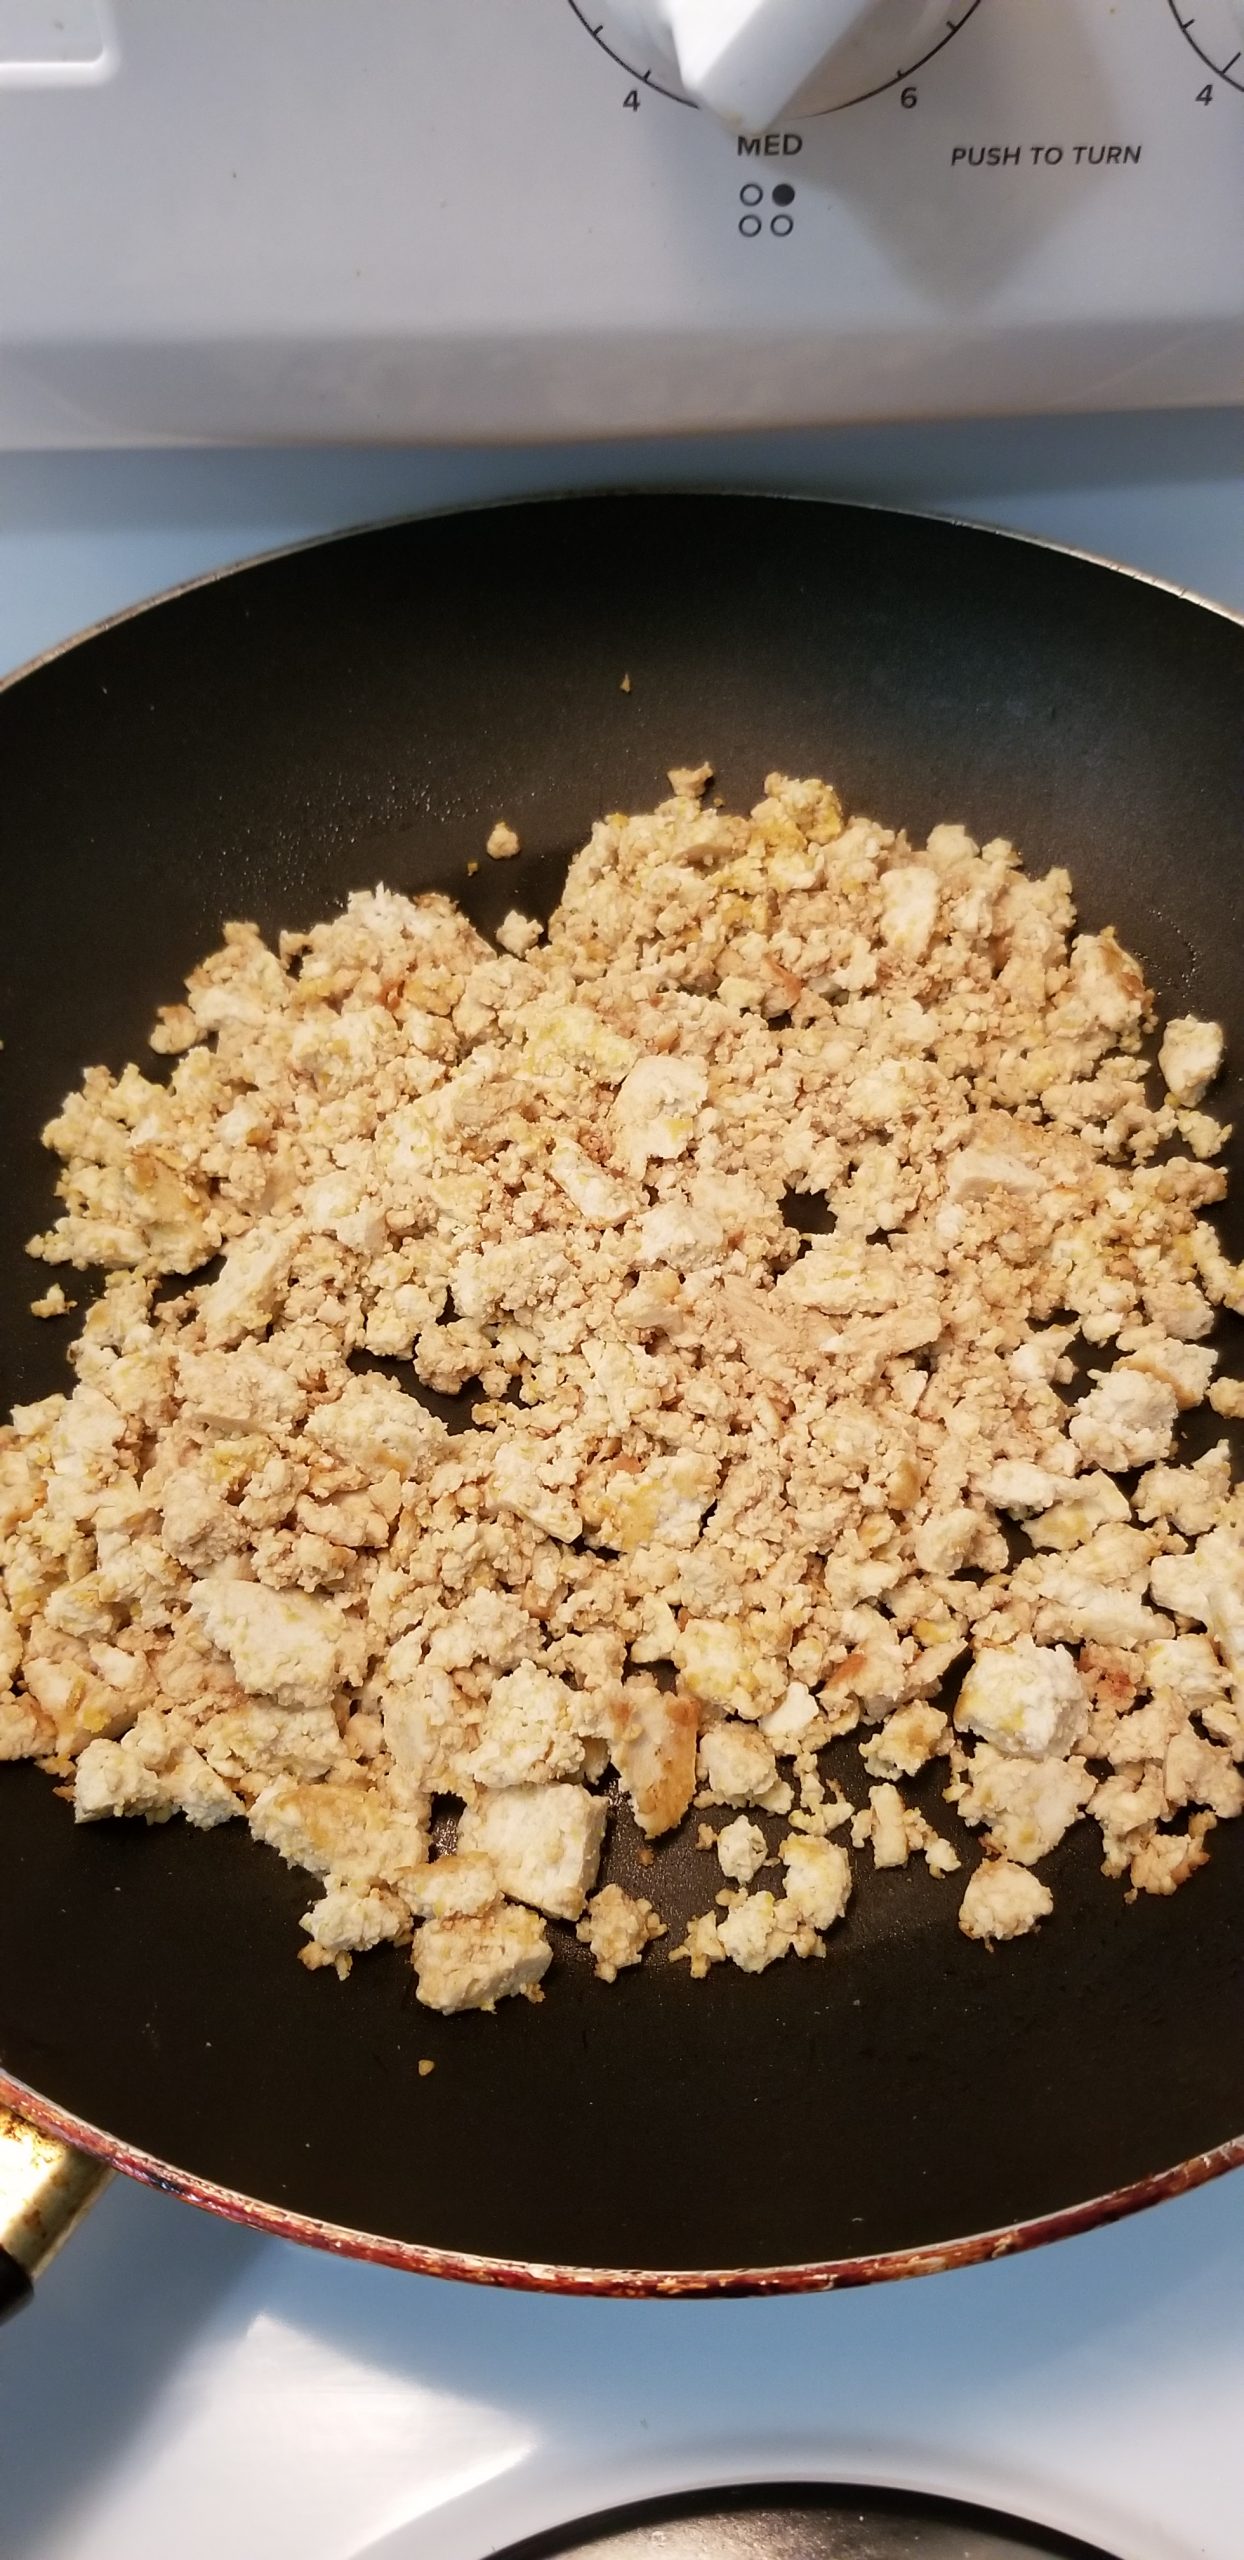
[[1197, 83, 1214, 102], [624, 87, 640, 109]]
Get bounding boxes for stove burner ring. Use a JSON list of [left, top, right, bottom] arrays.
[[497, 2483, 1121, 2560]]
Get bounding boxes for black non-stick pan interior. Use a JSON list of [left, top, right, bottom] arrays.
[[1, 495, 1242, 2283]]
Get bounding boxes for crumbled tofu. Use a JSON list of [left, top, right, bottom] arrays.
[[468, 1664, 585, 1789], [7, 768, 1244, 2023], [548, 1142, 635, 1228], [306, 1372, 440, 1476], [860, 1702, 948, 1781], [609, 1680, 698, 1839], [613, 1054, 708, 1178], [1158, 1015, 1223, 1107], [697, 1723, 787, 1811], [165, 1747, 243, 1829], [956, 1639, 1087, 1759], [1070, 1371, 1179, 1472], [671, 1911, 726, 1978], [851, 1781, 913, 1868], [300, 1882, 408, 1976], [30, 1284, 73, 1319], [1128, 1820, 1214, 1897], [780, 1833, 851, 1929], [714, 1814, 768, 1884], [716, 1890, 792, 1973], [190, 1577, 354, 1715], [248, 1775, 428, 1888], [404, 1853, 500, 1920], [1025, 1473, 1132, 1552], [676, 1618, 783, 1722], [496, 911, 542, 958], [879, 864, 939, 960], [457, 1784, 607, 1921], [74, 1736, 168, 1824], [759, 1682, 821, 1751], [200, 1225, 298, 1348], [1145, 1633, 1226, 1709], [978, 1461, 1071, 1516], [1136, 1451, 1230, 1538], [959, 1860, 1053, 1943], [952, 1745, 1093, 1864], [576, 1882, 664, 1981], [413, 1903, 551, 2011]]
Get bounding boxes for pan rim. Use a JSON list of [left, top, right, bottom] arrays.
[[3, 2058, 1242, 2296], [0, 487, 1241, 718], [2, 486, 1243, 2294]]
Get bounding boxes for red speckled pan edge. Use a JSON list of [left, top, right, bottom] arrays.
[[3, 2066, 1241, 2299]]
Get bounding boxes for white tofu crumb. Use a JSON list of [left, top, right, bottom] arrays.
[[489, 1442, 582, 1543], [190, 1577, 353, 1714], [671, 1911, 726, 1978], [249, 1776, 428, 1889], [74, 1736, 167, 1824], [978, 1461, 1072, 1516], [468, 1663, 585, 1789], [1070, 1369, 1179, 1472], [1026, 1473, 1132, 1551], [860, 1702, 948, 1781], [676, 1619, 782, 1720], [716, 1890, 791, 1973], [613, 1054, 708, 1177], [413, 1903, 550, 2011], [200, 1224, 297, 1348], [496, 910, 542, 958], [714, 1814, 768, 1884], [485, 820, 521, 860], [667, 763, 713, 799], [780, 1834, 851, 1929], [852, 1781, 912, 1868], [576, 1882, 664, 1981], [878, 864, 939, 960], [1158, 1015, 1223, 1107], [404, 1853, 500, 1920], [759, 1683, 821, 1750], [166, 1747, 243, 1829], [697, 1723, 784, 1810], [953, 1745, 1093, 1864], [1128, 1821, 1214, 1898], [30, 1283, 74, 1318], [306, 1372, 441, 1475], [1145, 1633, 1226, 1708], [548, 1141, 634, 1227], [457, 1784, 607, 1921], [959, 1860, 1053, 1943], [300, 1882, 408, 1974], [956, 1639, 1087, 1759]]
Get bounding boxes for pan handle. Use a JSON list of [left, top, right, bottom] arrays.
[[0, 2104, 111, 2321]]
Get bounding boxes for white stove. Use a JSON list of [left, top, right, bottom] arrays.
[[3, 5, 1244, 2553], [4, 2066, 1244, 2559]]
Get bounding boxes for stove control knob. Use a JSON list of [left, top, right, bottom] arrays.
[[606, 0, 891, 127]]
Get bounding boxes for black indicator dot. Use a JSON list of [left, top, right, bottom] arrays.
[[772, 181, 796, 206]]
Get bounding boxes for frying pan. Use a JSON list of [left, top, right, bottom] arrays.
[[1, 494, 1242, 2306]]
